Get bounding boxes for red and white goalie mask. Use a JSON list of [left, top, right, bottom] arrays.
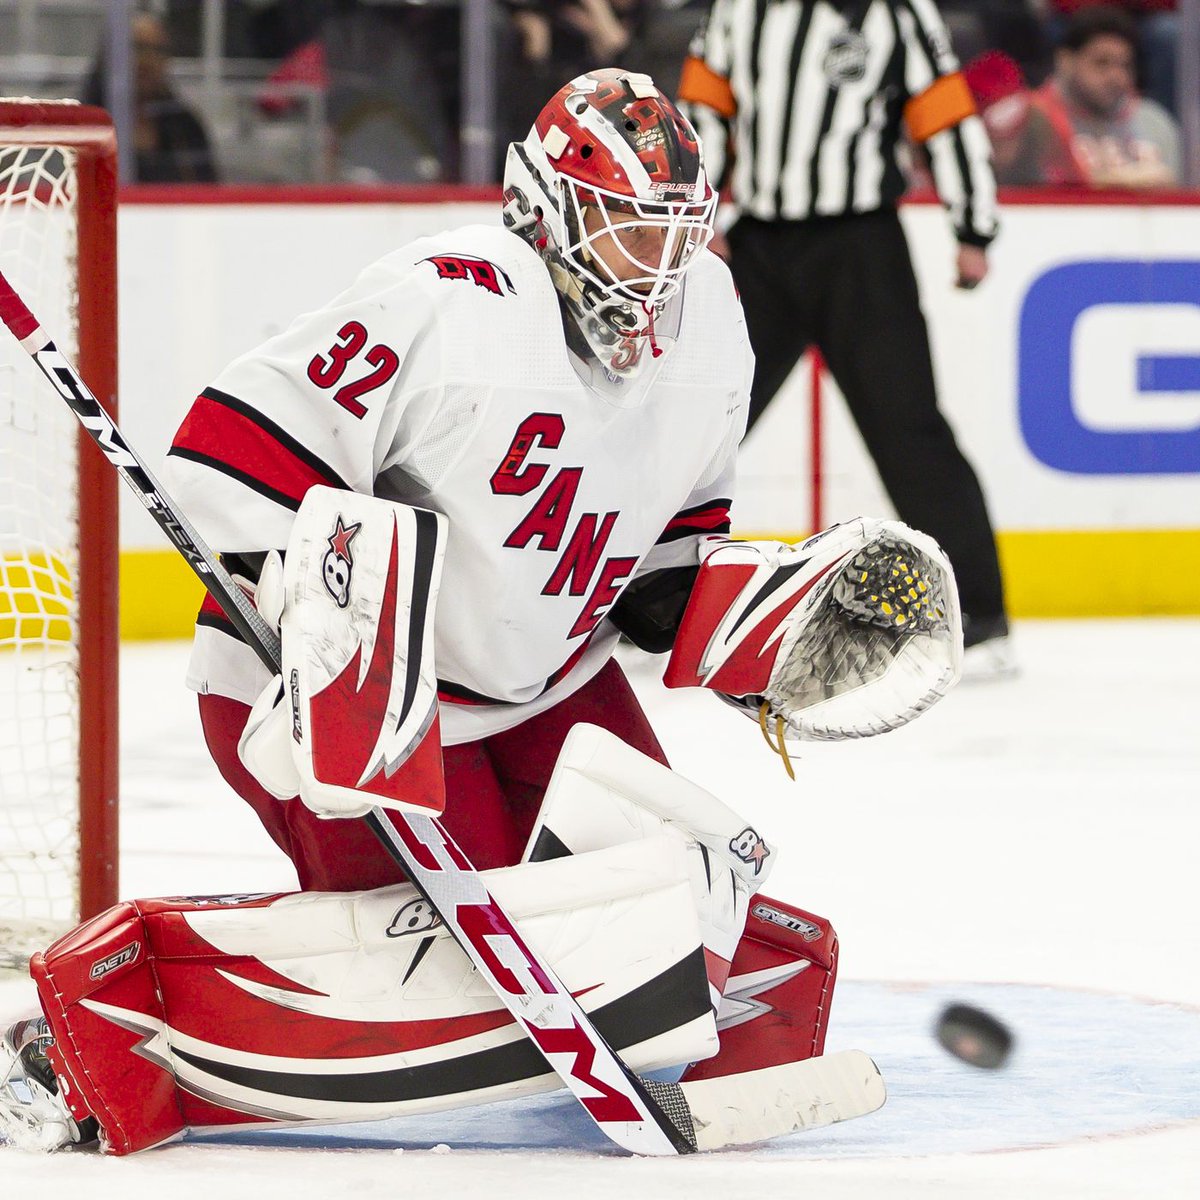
[[503, 69, 716, 381]]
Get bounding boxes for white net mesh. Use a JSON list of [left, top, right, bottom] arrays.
[[0, 142, 82, 966]]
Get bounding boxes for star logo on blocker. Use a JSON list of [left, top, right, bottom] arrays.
[[328, 516, 361, 563]]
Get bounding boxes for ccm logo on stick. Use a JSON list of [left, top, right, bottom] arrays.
[[1018, 260, 1200, 474]]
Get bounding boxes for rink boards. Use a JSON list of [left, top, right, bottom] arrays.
[[101, 189, 1200, 632]]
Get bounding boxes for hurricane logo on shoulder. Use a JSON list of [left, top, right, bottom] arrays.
[[423, 255, 516, 297], [322, 515, 360, 608], [730, 827, 771, 875], [823, 32, 868, 86]]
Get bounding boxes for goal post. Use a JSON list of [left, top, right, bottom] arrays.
[[0, 100, 118, 965]]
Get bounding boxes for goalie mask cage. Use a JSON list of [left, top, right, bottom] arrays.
[[0, 100, 118, 968]]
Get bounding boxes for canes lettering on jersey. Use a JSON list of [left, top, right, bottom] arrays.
[[493, 414, 637, 639], [490, 413, 566, 496]]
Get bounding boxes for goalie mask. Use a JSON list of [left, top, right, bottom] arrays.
[[502, 69, 717, 381]]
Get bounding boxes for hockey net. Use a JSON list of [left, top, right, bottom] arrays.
[[0, 100, 118, 969]]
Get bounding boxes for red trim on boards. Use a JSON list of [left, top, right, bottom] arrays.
[[118, 182, 1199, 208], [119, 183, 502, 205], [906, 185, 1200, 208]]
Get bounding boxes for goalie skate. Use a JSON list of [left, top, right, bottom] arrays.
[[0, 1017, 96, 1152]]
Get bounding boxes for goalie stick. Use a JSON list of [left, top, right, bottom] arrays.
[[0, 270, 884, 1154]]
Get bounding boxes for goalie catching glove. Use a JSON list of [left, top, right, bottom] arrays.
[[238, 486, 447, 819], [664, 519, 963, 764]]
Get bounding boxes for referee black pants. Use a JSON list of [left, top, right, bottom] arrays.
[[727, 208, 1006, 625]]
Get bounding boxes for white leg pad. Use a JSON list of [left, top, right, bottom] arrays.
[[523, 724, 778, 1003]]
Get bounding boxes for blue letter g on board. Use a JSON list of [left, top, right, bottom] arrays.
[[1018, 260, 1200, 474]]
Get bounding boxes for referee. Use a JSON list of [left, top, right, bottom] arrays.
[[679, 0, 1011, 670]]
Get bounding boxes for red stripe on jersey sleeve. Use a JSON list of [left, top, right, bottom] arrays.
[[170, 387, 347, 510]]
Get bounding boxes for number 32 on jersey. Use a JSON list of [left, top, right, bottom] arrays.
[[307, 321, 399, 418]]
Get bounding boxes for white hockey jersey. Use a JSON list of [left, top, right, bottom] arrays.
[[165, 224, 753, 743]]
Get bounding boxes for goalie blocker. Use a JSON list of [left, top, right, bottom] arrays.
[[20, 728, 850, 1154], [238, 486, 448, 821]]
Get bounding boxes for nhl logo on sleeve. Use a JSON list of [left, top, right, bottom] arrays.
[[823, 32, 869, 86]]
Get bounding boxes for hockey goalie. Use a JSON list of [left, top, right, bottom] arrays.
[[1, 68, 961, 1154]]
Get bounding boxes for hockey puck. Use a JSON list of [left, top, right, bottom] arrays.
[[934, 1003, 1013, 1069]]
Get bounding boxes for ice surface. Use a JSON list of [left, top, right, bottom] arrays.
[[2, 620, 1198, 1197]]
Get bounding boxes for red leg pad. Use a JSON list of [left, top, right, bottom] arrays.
[[31, 902, 186, 1154], [30, 896, 291, 1154], [682, 893, 838, 1081]]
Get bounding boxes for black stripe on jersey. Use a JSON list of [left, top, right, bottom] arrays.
[[747, 0, 769, 202], [902, 0, 974, 231], [196, 607, 241, 641], [168, 445, 308, 513], [774, 1, 816, 216], [900, 0, 940, 77], [872, 10, 909, 204], [900, 0, 977, 234], [657, 522, 731, 546], [811, 1, 878, 214], [950, 124, 975, 239], [436, 677, 511, 706]]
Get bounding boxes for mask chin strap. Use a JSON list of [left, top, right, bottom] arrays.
[[645, 302, 662, 358]]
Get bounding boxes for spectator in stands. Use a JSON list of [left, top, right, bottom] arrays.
[[499, 1, 651, 174], [317, 3, 457, 183], [506, 1, 649, 73], [83, 12, 219, 183], [1037, 6, 1181, 187], [963, 50, 1090, 185], [1045, 0, 1178, 116]]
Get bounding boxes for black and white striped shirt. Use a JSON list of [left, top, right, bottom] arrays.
[[679, 0, 998, 245]]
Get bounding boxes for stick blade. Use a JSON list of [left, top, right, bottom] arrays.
[[679, 1048, 885, 1151]]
